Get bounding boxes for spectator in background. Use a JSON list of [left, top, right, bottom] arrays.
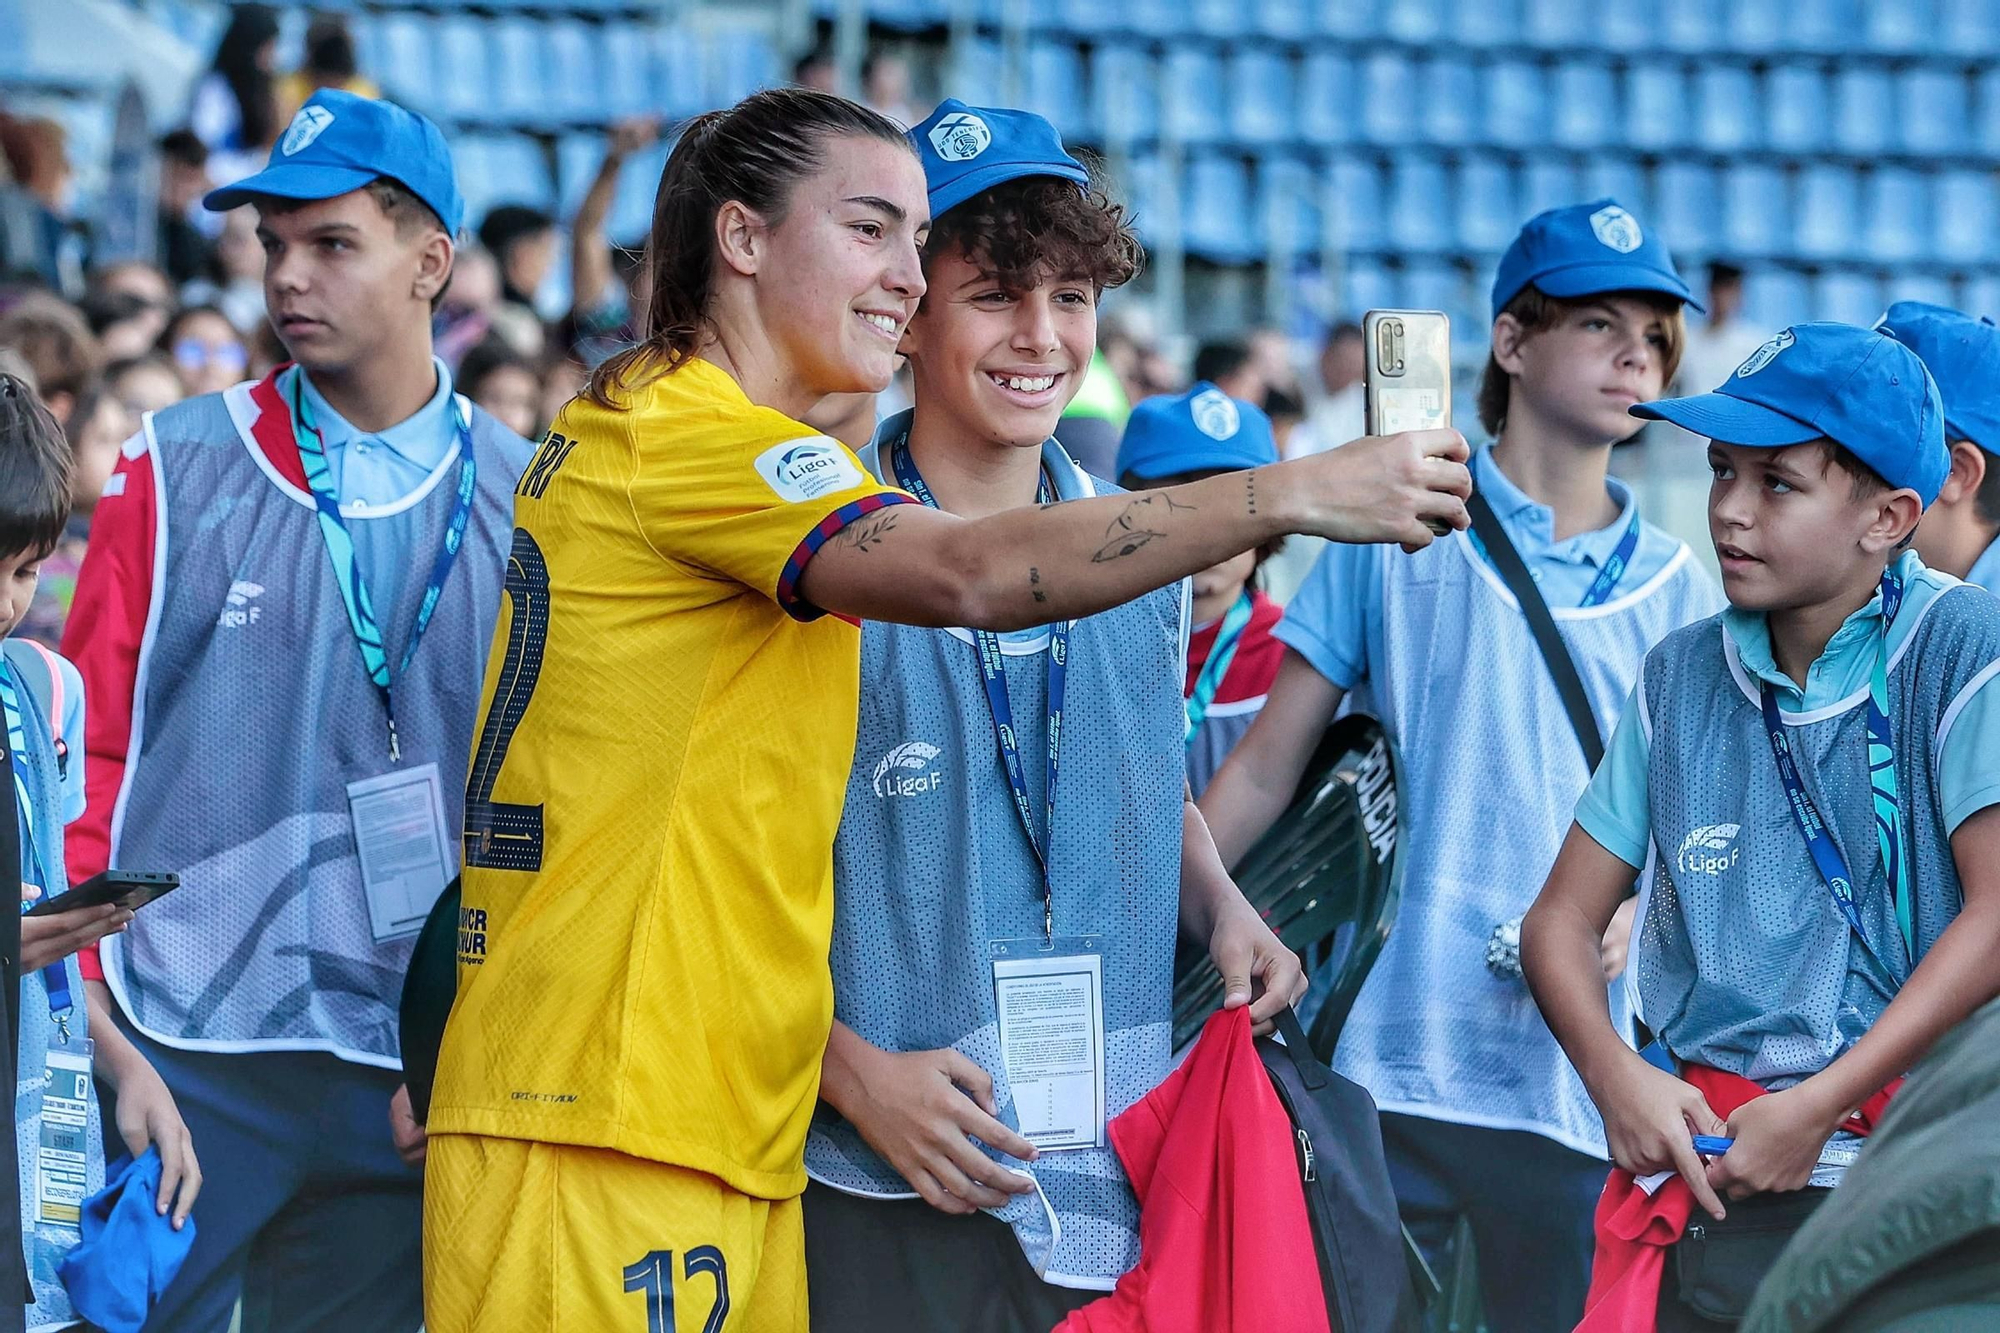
[[792, 47, 839, 95], [155, 129, 216, 286], [278, 14, 378, 124], [158, 304, 247, 398], [456, 338, 541, 441], [1191, 338, 1265, 405], [80, 289, 168, 362], [0, 115, 82, 297], [106, 351, 185, 417], [181, 205, 266, 334], [1288, 320, 1364, 459], [559, 116, 658, 368], [862, 50, 920, 127], [17, 375, 129, 645], [1672, 261, 1765, 402], [0, 292, 100, 424], [1099, 313, 1175, 405], [188, 3, 281, 187], [477, 204, 556, 318], [89, 258, 175, 313], [433, 243, 502, 367]]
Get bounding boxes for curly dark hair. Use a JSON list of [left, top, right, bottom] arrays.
[[924, 171, 1143, 295]]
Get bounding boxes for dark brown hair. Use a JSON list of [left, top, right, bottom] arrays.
[[1979, 451, 2000, 528], [0, 294, 101, 408], [924, 171, 1142, 295], [1477, 284, 1688, 437], [0, 374, 75, 559], [587, 89, 911, 409]]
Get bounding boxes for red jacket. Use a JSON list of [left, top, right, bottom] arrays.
[[1054, 1007, 1331, 1333], [1577, 1064, 1898, 1333]]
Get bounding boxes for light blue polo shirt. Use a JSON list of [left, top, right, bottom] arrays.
[[1578, 550, 2000, 867], [1278, 442, 1696, 690], [1968, 535, 2000, 592], [275, 356, 462, 616]]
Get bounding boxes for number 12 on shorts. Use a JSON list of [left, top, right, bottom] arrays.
[[623, 1246, 730, 1333]]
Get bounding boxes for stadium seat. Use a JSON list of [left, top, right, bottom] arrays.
[[597, 23, 653, 120], [1788, 0, 1858, 52], [1886, 271, 1955, 311], [365, 13, 434, 109], [1297, 51, 1355, 149], [1722, 163, 1786, 258], [1315, 0, 1379, 39], [1980, 69, 2000, 152], [1092, 46, 1159, 149], [1454, 155, 1517, 252], [1517, 159, 1579, 221], [1402, 259, 1463, 328], [1583, 157, 1650, 222], [1940, 0, 1999, 53], [1337, 256, 1396, 319], [1659, 0, 1716, 51], [1626, 61, 1690, 152], [1935, 170, 1997, 265], [1655, 161, 1721, 254], [555, 132, 606, 217], [1860, 0, 1923, 52], [1323, 154, 1385, 252], [486, 18, 544, 123], [944, 37, 1002, 109], [1387, 154, 1451, 252], [1187, 0, 1241, 41], [1161, 50, 1226, 148], [1812, 269, 1881, 326], [1550, 60, 1613, 150], [1694, 65, 1756, 153], [1863, 168, 1929, 264], [1597, 4, 1653, 50], [1417, 57, 1479, 148], [1764, 64, 1827, 154], [1183, 154, 1258, 263], [1482, 59, 1544, 151], [1724, 0, 1785, 52], [1358, 52, 1414, 146], [651, 25, 707, 119], [1964, 272, 2000, 323], [1024, 41, 1087, 140], [544, 18, 599, 121], [455, 135, 555, 228], [705, 31, 778, 108], [1247, 0, 1311, 42], [437, 16, 495, 122], [1831, 68, 1893, 156], [1898, 69, 1964, 155], [1794, 164, 1860, 262], [1742, 266, 1811, 329], [1383, 0, 1444, 42], [1447, 0, 1519, 47], [1257, 155, 1321, 254], [1227, 47, 1295, 148], [607, 141, 670, 244], [1522, 0, 1590, 49]]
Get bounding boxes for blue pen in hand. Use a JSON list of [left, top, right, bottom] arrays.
[[1692, 1134, 1734, 1156]]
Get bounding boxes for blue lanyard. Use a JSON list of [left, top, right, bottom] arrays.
[[1185, 590, 1253, 748], [1, 664, 72, 1037], [1759, 566, 1915, 972], [292, 374, 476, 763], [1578, 508, 1643, 608], [890, 442, 1068, 941]]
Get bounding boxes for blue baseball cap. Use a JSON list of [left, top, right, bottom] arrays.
[[1874, 301, 2000, 457], [908, 99, 1089, 220], [1491, 198, 1700, 321], [1115, 383, 1278, 482], [1632, 322, 1948, 505], [203, 90, 464, 238]]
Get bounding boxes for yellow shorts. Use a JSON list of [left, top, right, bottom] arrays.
[[423, 1133, 806, 1333]]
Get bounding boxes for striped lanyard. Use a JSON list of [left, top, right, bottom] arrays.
[[291, 374, 476, 763], [1, 663, 72, 1037], [1184, 590, 1253, 748], [890, 440, 1068, 942], [1760, 566, 1914, 972]]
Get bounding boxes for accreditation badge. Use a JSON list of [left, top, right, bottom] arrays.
[[990, 935, 1107, 1152]]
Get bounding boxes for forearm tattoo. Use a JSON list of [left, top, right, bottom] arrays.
[[1246, 473, 1258, 517], [1091, 491, 1196, 564], [1029, 567, 1048, 603], [837, 511, 899, 553]]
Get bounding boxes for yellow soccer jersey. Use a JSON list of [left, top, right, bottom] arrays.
[[430, 356, 913, 1198]]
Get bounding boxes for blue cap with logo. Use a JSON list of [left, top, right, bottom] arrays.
[[203, 89, 465, 238], [1632, 322, 1947, 505], [1116, 383, 1278, 482], [1874, 301, 2000, 457], [1491, 198, 1699, 321], [908, 99, 1089, 219]]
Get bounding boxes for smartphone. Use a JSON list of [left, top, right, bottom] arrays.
[[1363, 310, 1454, 534], [25, 869, 180, 917]]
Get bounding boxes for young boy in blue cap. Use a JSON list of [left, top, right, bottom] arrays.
[[1524, 322, 2000, 1330], [803, 100, 1308, 1332], [63, 89, 534, 1331], [1201, 199, 1720, 1332], [1878, 302, 2000, 590], [1116, 385, 1287, 797]]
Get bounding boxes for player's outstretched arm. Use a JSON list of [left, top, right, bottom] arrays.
[[799, 428, 1471, 633]]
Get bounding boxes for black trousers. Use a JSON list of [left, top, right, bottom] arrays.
[[804, 1180, 1101, 1333]]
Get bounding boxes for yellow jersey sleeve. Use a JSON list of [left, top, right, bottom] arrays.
[[625, 410, 912, 619]]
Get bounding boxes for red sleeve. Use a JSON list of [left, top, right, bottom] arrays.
[[60, 432, 157, 901]]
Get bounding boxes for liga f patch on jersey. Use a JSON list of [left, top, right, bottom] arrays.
[[755, 436, 868, 503]]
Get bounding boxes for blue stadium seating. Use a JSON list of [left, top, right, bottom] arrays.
[[1183, 154, 1257, 263], [1417, 57, 1479, 149], [1794, 164, 1860, 262], [1296, 51, 1354, 149], [439, 16, 498, 122], [1455, 155, 1517, 253], [1743, 266, 1811, 328], [1358, 52, 1413, 146], [1551, 61, 1613, 150], [606, 141, 669, 244], [544, 19, 599, 121], [1520, 159, 1582, 222], [597, 23, 653, 120], [1831, 67, 1893, 156], [1447, 0, 1519, 47], [1788, 0, 1858, 51], [1936, 171, 1998, 265], [1860, 0, 1922, 52], [944, 37, 1002, 108], [1655, 161, 1720, 255], [1025, 41, 1087, 140], [1979, 69, 2000, 152], [651, 25, 708, 120], [1383, 0, 1444, 43], [1694, 65, 1757, 154], [1323, 155, 1384, 252], [1583, 157, 1650, 223], [1092, 46, 1158, 148], [1888, 271, 1957, 311], [1764, 65, 1827, 154], [1114, 152, 1166, 243], [1338, 257, 1396, 318], [1898, 69, 1964, 156], [1257, 155, 1321, 254], [1722, 163, 1786, 257], [1387, 155, 1451, 252], [1941, 0, 1999, 53], [1315, 0, 1380, 40], [455, 134, 554, 228], [366, 13, 434, 111], [1160, 49, 1225, 147], [1813, 269, 1881, 325], [1523, 0, 1589, 49], [702, 30, 776, 108], [1724, 0, 1786, 52], [1659, 0, 1717, 52], [1965, 273, 2000, 322], [1626, 62, 1690, 152], [1483, 60, 1544, 151], [1226, 47, 1293, 148], [1864, 168, 1929, 265]]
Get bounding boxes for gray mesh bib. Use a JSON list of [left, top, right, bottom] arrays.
[[101, 380, 531, 1066], [1347, 528, 1718, 1156], [806, 435, 1186, 1288], [1635, 585, 2000, 1084]]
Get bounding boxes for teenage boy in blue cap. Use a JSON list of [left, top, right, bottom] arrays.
[[1201, 199, 1720, 1331], [804, 100, 1307, 1332], [1524, 322, 2000, 1329], [1116, 385, 1287, 797], [63, 89, 534, 1331], [1878, 302, 2000, 590]]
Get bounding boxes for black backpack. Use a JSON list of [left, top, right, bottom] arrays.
[[1260, 1007, 1419, 1333]]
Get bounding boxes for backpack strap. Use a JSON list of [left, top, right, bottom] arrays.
[[6, 639, 67, 780], [1466, 490, 1605, 770]]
